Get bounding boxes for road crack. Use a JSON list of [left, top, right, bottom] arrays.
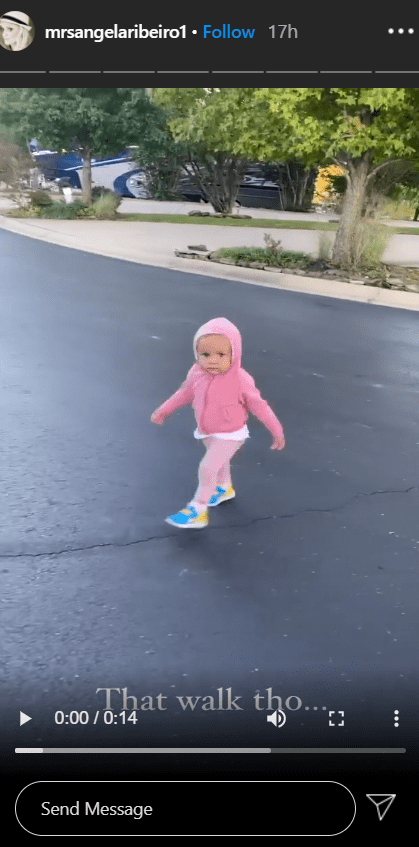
[[1, 486, 417, 558]]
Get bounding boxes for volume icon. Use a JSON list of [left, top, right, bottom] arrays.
[[267, 709, 286, 728]]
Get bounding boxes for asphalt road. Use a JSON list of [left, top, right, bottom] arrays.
[[1, 229, 419, 750]]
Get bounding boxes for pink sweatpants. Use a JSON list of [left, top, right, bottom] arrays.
[[193, 436, 246, 509]]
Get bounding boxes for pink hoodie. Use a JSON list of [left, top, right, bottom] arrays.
[[154, 317, 285, 439]]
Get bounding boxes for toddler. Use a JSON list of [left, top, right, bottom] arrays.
[[151, 317, 285, 528]]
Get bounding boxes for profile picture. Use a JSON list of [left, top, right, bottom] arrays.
[[0, 11, 34, 50]]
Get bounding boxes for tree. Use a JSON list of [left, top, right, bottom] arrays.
[[118, 88, 189, 200], [0, 88, 167, 203], [262, 161, 317, 212], [242, 88, 419, 266], [153, 88, 318, 214], [153, 88, 255, 213], [0, 134, 32, 199]]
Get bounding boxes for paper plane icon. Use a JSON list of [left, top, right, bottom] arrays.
[[20, 712, 32, 726], [366, 794, 396, 821]]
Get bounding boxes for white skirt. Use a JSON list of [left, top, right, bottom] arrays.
[[194, 424, 250, 441]]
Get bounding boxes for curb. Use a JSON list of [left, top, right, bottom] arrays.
[[2, 214, 419, 312]]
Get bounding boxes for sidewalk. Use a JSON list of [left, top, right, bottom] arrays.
[[1, 197, 419, 311]]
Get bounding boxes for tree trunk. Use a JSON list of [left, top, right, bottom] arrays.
[[261, 161, 317, 212], [80, 148, 92, 204], [187, 152, 248, 214], [207, 154, 244, 213], [331, 153, 371, 266]]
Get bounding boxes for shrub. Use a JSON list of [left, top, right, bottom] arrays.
[[215, 246, 311, 268], [28, 190, 53, 207], [347, 202, 391, 270], [378, 196, 416, 221], [317, 231, 332, 261], [140, 154, 186, 200], [39, 198, 96, 218], [91, 186, 115, 199], [263, 233, 283, 256], [9, 193, 120, 219], [352, 221, 390, 269], [92, 191, 120, 218], [57, 204, 81, 218]]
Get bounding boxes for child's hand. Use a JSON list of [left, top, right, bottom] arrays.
[[151, 411, 165, 425], [271, 435, 285, 450]]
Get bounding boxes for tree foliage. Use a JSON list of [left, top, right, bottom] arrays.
[[122, 89, 189, 199], [246, 89, 419, 264], [0, 88, 174, 203], [0, 132, 32, 205], [153, 88, 317, 213], [153, 89, 255, 213]]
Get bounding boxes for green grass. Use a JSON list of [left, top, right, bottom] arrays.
[[384, 225, 419, 234], [106, 213, 419, 235], [113, 213, 339, 229], [5, 208, 419, 236], [379, 197, 417, 220]]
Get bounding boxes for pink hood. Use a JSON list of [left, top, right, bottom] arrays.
[[193, 316, 242, 372]]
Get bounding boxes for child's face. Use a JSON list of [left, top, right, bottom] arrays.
[[197, 334, 232, 375]]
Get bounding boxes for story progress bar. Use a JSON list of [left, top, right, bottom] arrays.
[[15, 748, 406, 754]]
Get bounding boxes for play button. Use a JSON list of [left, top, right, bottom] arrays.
[[20, 712, 32, 726]]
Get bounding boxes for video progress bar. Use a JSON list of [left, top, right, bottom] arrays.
[[5, 71, 419, 76], [15, 748, 406, 754]]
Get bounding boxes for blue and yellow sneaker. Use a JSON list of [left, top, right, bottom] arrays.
[[165, 504, 208, 529], [208, 484, 235, 507]]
